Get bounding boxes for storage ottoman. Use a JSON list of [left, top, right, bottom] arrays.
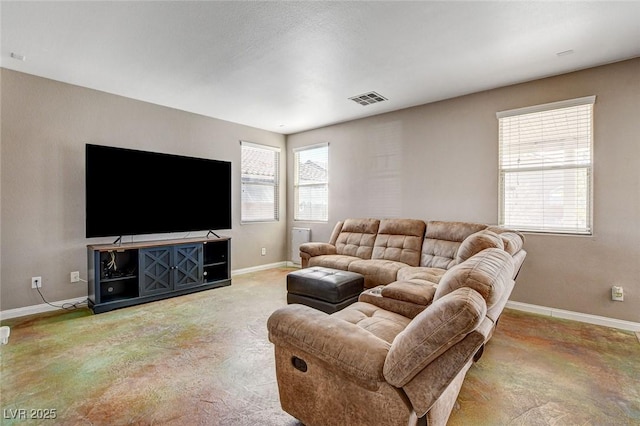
[[286, 267, 364, 314]]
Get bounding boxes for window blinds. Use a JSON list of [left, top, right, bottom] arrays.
[[241, 141, 280, 222], [498, 96, 595, 234], [294, 143, 329, 222]]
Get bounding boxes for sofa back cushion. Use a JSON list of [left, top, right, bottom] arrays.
[[335, 218, 380, 259], [328, 220, 344, 246], [383, 287, 486, 387], [420, 221, 488, 269], [371, 219, 426, 267], [434, 248, 514, 310]]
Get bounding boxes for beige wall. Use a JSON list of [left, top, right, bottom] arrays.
[[287, 58, 640, 323], [3, 59, 639, 321], [1, 69, 287, 311], [0, 69, 3, 309]]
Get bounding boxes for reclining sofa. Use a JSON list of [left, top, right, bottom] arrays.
[[268, 247, 516, 426], [267, 219, 526, 425], [299, 218, 525, 287]]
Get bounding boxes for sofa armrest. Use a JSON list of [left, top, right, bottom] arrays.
[[359, 286, 428, 319], [267, 304, 390, 385], [381, 280, 436, 305], [486, 226, 525, 255], [299, 242, 337, 257], [455, 230, 504, 264]]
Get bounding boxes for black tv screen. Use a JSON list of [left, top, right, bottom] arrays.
[[86, 144, 232, 238]]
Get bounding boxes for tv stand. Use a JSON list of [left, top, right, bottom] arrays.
[[87, 236, 231, 314], [206, 230, 220, 239]]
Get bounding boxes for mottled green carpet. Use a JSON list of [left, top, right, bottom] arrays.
[[1, 268, 639, 425]]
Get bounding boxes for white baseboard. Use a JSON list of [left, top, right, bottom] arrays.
[[506, 301, 640, 332], [1, 263, 292, 321], [7, 269, 635, 333], [0, 297, 88, 321], [230, 261, 290, 276]]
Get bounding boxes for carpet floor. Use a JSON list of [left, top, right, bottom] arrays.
[[1, 267, 638, 425]]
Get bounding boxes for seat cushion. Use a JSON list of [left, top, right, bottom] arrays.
[[397, 266, 446, 284], [348, 259, 408, 288], [287, 267, 364, 303], [309, 254, 363, 270], [333, 301, 411, 344]]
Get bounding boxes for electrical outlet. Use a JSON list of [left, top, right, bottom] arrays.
[[31, 276, 42, 289], [261, 247, 266, 256], [70, 271, 80, 283], [611, 286, 624, 302]]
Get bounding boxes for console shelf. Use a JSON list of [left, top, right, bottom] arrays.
[[88, 236, 231, 314]]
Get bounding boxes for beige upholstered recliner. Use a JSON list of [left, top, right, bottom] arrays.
[[268, 248, 515, 426]]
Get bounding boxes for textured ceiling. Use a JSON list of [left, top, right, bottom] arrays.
[[2, 1, 640, 134]]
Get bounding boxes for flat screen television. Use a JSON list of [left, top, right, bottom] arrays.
[[85, 144, 232, 238]]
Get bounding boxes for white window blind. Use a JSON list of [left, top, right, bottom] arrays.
[[294, 143, 328, 222], [498, 96, 595, 234], [241, 141, 280, 222]]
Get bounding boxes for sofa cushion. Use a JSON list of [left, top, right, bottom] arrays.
[[421, 221, 488, 269], [397, 266, 446, 284], [309, 254, 362, 270], [434, 248, 514, 309], [333, 301, 411, 344], [455, 230, 504, 263], [380, 281, 436, 306], [371, 219, 426, 267], [335, 218, 380, 259], [328, 220, 344, 245], [348, 259, 408, 288], [383, 287, 486, 387]]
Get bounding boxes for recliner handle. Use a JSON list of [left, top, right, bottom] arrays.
[[291, 356, 308, 372]]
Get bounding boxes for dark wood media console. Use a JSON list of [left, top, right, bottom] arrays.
[[87, 236, 231, 314]]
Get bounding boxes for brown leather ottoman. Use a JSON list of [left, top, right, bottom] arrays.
[[286, 267, 364, 314]]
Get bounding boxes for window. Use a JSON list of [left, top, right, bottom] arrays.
[[294, 143, 328, 221], [241, 141, 280, 222], [498, 96, 595, 234]]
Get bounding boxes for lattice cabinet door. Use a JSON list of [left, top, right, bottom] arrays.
[[173, 244, 203, 289], [139, 247, 173, 296]]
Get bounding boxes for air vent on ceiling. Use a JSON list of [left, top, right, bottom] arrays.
[[349, 91, 388, 106]]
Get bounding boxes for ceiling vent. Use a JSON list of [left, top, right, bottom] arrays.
[[349, 91, 388, 106]]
